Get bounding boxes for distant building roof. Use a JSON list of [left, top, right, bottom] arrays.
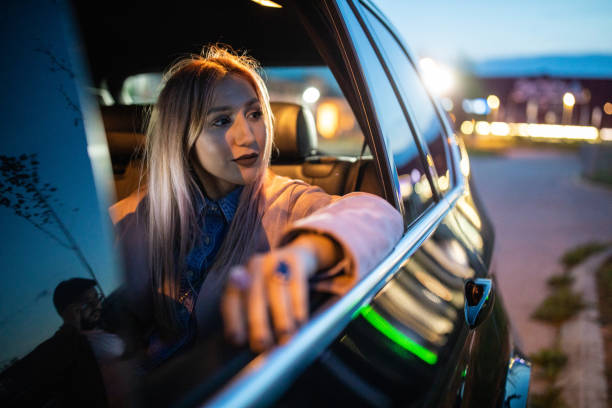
[[472, 55, 612, 79]]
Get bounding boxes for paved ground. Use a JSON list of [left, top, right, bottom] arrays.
[[470, 147, 612, 355]]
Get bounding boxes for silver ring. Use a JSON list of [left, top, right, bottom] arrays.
[[228, 267, 251, 290]]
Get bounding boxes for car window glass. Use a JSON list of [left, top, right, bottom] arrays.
[[339, 0, 434, 222], [0, 2, 121, 403], [359, 4, 452, 194]]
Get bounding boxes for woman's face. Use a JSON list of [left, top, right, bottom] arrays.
[[192, 74, 266, 200]]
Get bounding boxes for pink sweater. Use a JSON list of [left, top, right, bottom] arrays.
[[110, 170, 403, 330]]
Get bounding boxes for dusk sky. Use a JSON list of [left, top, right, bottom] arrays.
[[376, 0, 612, 63]]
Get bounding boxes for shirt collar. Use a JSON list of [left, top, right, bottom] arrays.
[[194, 186, 243, 223]]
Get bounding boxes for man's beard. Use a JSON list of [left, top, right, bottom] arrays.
[[80, 314, 101, 330]]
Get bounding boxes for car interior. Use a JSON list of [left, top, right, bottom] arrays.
[[74, 1, 386, 208], [101, 101, 383, 204]]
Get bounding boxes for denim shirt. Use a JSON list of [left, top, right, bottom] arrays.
[[183, 186, 242, 306], [146, 186, 242, 368]]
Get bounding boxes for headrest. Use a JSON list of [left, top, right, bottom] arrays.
[[270, 102, 317, 162], [101, 105, 148, 171], [101, 102, 318, 170], [100, 105, 149, 133]]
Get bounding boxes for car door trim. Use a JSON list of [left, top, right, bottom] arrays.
[[203, 197, 455, 407]]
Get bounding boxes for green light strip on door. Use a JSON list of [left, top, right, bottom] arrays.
[[360, 305, 438, 365]]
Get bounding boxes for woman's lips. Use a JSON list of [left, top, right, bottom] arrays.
[[233, 153, 259, 167]]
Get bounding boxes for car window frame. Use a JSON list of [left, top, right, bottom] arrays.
[[296, 1, 403, 215], [356, 0, 458, 194], [343, 0, 442, 226]]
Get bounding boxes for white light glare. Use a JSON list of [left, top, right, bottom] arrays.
[[302, 87, 320, 104], [563, 92, 575, 107], [419, 58, 454, 96], [250, 0, 282, 8]]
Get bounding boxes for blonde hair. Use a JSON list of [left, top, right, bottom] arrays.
[[144, 45, 273, 333]]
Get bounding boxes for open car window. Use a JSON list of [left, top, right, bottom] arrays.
[[117, 67, 366, 157]]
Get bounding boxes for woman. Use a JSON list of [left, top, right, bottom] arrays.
[[111, 46, 402, 360]]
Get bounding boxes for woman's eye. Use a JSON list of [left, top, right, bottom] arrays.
[[211, 116, 231, 127], [248, 109, 263, 120]]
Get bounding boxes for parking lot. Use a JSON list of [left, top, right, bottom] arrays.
[[471, 147, 612, 354]]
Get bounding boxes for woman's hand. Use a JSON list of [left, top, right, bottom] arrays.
[[220, 234, 341, 352]]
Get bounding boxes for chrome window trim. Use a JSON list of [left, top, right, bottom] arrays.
[[359, 0, 459, 190], [346, 0, 439, 206], [326, 0, 405, 215], [203, 198, 454, 407]]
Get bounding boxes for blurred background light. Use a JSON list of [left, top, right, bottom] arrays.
[[440, 97, 454, 111], [563, 92, 575, 107], [250, 0, 282, 8], [487, 94, 500, 110], [302, 86, 320, 104], [462, 98, 489, 115], [475, 121, 491, 135], [490, 122, 510, 136], [460, 120, 474, 135], [600, 128, 612, 141], [316, 102, 339, 139], [604, 102, 612, 115], [419, 57, 454, 95]]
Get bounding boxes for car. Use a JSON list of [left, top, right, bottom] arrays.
[[0, 0, 531, 406]]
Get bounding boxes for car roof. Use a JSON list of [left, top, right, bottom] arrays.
[[72, 1, 325, 86]]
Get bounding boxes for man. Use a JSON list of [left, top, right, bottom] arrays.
[[54, 278, 104, 331], [0, 278, 109, 407]]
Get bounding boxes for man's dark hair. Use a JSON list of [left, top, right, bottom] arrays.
[[52, 278, 97, 315]]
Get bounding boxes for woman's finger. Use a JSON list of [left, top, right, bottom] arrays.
[[246, 256, 273, 352], [220, 266, 248, 345], [265, 257, 295, 344], [288, 260, 308, 327]]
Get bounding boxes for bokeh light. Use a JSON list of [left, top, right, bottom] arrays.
[[563, 92, 575, 107], [419, 57, 454, 95], [487, 94, 500, 110], [250, 0, 282, 8], [460, 121, 474, 135], [302, 86, 320, 104], [316, 102, 339, 139]]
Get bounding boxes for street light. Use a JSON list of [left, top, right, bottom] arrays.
[[487, 94, 500, 121], [419, 57, 454, 96], [563, 92, 575, 107], [562, 92, 575, 124], [302, 86, 320, 104]]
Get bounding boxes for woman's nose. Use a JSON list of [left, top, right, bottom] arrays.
[[230, 113, 256, 146]]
